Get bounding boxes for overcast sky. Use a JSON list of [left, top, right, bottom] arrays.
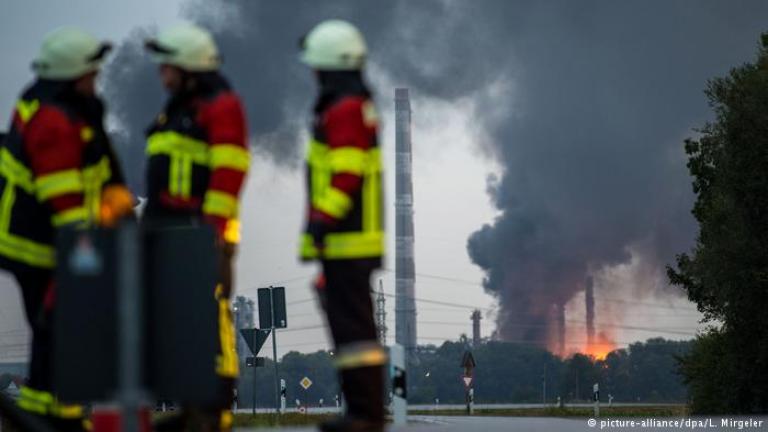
[[0, 0, 503, 362], [4, 0, 765, 363]]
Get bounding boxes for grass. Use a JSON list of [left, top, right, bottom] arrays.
[[408, 405, 689, 418], [232, 412, 334, 427]]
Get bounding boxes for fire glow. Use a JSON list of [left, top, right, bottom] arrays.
[[583, 331, 616, 360]]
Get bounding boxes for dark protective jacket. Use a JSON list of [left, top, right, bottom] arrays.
[[0, 80, 125, 272], [300, 72, 384, 262], [144, 73, 249, 243]]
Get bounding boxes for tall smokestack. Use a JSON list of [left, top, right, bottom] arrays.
[[585, 276, 595, 348], [557, 303, 566, 356], [395, 88, 417, 359], [471, 310, 482, 347]]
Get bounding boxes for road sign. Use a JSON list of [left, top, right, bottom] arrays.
[[257, 287, 288, 329], [463, 376, 473, 388], [272, 287, 287, 328], [240, 328, 271, 355], [245, 357, 265, 368], [257, 288, 273, 329], [300, 377, 313, 390]]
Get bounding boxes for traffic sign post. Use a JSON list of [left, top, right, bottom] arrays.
[[593, 383, 600, 417], [257, 286, 287, 413], [389, 344, 407, 426], [299, 377, 312, 414], [280, 379, 286, 412], [240, 328, 271, 416], [461, 351, 476, 415]]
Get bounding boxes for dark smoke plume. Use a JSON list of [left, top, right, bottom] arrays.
[[103, 0, 497, 190], [102, 1, 768, 349], [465, 1, 768, 347], [585, 277, 595, 347]]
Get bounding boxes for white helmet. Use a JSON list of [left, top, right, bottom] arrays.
[[300, 20, 367, 70], [32, 27, 111, 80], [145, 23, 220, 72]]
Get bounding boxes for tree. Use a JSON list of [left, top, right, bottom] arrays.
[[668, 33, 768, 414]]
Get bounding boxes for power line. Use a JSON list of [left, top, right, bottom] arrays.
[[239, 274, 315, 293]]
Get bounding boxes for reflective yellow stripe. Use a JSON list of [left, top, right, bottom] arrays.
[[300, 231, 384, 260], [220, 410, 234, 429], [314, 187, 353, 219], [0, 232, 55, 268], [147, 131, 210, 198], [0, 182, 15, 233], [51, 401, 84, 419], [0, 148, 34, 193], [216, 295, 239, 378], [80, 127, 94, 142], [82, 156, 111, 182], [303, 138, 383, 260], [210, 144, 251, 172], [82, 156, 111, 223], [35, 169, 84, 201], [307, 139, 328, 165], [169, 154, 180, 195], [334, 342, 388, 369], [52, 207, 89, 227], [180, 154, 193, 198], [146, 131, 209, 163], [328, 147, 367, 175], [18, 386, 53, 415], [203, 190, 239, 219], [223, 219, 241, 244], [16, 100, 40, 124]]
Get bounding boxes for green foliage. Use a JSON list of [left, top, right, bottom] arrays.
[[235, 338, 689, 408], [668, 32, 768, 414], [236, 350, 339, 410]]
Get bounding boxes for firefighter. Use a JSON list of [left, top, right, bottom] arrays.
[[0, 27, 132, 431], [144, 23, 249, 432], [299, 20, 386, 432]]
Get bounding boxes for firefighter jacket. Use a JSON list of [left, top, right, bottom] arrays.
[[0, 80, 126, 272], [300, 72, 384, 262], [144, 73, 249, 243]]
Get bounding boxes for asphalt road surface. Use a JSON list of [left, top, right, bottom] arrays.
[[236, 416, 584, 432], [237, 415, 768, 432]]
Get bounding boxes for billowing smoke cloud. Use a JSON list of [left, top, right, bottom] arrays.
[[103, 0, 498, 189], [465, 1, 768, 346], [103, 1, 768, 349]]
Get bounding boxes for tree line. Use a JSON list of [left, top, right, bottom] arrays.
[[234, 337, 691, 408]]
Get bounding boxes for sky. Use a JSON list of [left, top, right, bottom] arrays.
[[2, 0, 766, 363]]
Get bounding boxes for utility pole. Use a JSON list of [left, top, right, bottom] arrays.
[[375, 280, 387, 345]]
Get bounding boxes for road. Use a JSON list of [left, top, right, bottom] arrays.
[[234, 402, 681, 415], [237, 415, 768, 431], [236, 416, 585, 432]]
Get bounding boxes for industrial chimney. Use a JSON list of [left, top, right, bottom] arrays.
[[585, 276, 595, 348], [395, 88, 417, 359]]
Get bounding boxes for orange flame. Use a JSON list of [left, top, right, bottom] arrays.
[[583, 332, 616, 360]]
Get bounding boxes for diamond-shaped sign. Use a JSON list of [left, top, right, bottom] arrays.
[[462, 376, 473, 388], [300, 377, 313, 390]]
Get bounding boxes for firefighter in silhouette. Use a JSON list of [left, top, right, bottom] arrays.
[[144, 23, 250, 432], [0, 27, 131, 431], [299, 20, 386, 432]]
